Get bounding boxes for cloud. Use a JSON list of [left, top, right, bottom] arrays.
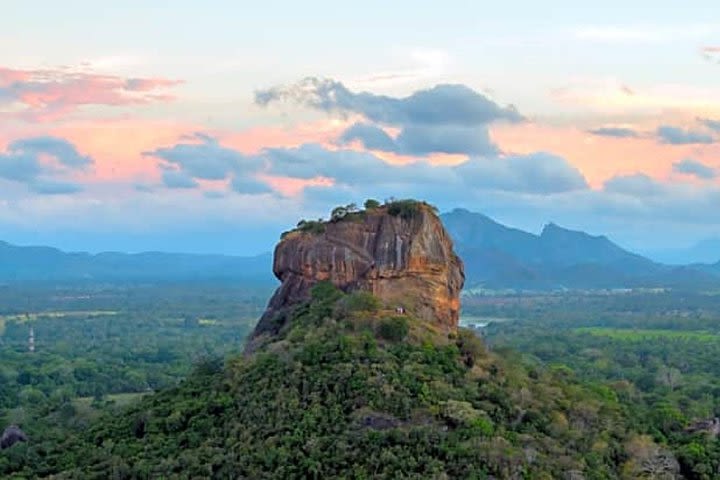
[[134, 183, 155, 193], [604, 173, 665, 196], [587, 127, 640, 138], [145, 137, 588, 199], [698, 117, 720, 132], [397, 125, 498, 156], [656, 125, 714, 145], [455, 152, 588, 194], [263, 143, 586, 196], [264, 144, 453, 186], [0, 150, 42, 182], [203, 190, 226, 199], [146, 133, 272, 194], [256, 77, 523, 127], [338, 123, 397, 151], [230, 176, 273, 195], [9, 136, 93, 168], [29, 180, 83, 195], [673, 158, 716, 179], [145, 133, 262, 181], [0, 136, 93, 192], [162, 170, 199, 189], [259, 78, 519, 156], [338, 122, 498, 156], [701, 46, 720, 63], [0, 66, 181, 122]]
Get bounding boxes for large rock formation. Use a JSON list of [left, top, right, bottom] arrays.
[[248, 202, 464, 350]]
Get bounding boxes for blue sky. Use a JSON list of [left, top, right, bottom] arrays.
[[1, 1, 720, 256]]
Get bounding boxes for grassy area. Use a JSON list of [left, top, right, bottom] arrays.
[[575, 327, 718, 342], [459, 315, 510, 326], [72, 392, 148, 421], [198, 318, 219, 326], [0, 311, 119, 323]]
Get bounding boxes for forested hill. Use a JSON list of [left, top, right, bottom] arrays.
[[0, 283, 679, 478], [0, 241, 274, 283]]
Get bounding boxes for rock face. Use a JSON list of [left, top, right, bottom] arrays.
[[1, 425, 27, 450], [248, 203, 464, 349]]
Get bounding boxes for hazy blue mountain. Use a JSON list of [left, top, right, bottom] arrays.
[[646, 238, 720, 265], [441, 208, 718, 290], [0, 241, 274, 284]]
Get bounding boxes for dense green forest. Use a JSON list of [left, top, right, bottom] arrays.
[[0, 285, 712, 478], [4, 286, 720, 477], [467, 290, 720, 478], [0, 282, 271, 477]]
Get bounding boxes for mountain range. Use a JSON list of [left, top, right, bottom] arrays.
[[440, 208, 720, 290], [646, 237, 720, 265], [0, 240, 273, 284], [1, 208, 718, 289]]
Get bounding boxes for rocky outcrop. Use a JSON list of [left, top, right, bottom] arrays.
[[247, 202, 464, 350], [686, 418, 720, 438], [1, 425, 27, 450]]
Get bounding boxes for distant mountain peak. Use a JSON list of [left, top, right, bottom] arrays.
[[446, 208, 496, 223], [542, 222, 585, 236], [439, 208, 692, 290], [541, 222, 611, 242]]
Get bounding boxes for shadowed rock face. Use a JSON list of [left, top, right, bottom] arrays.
[[247, 204, 464, 350], [1, 425, 27, 450]]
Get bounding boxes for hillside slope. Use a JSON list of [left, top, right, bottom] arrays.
[[2, 285, 669, 479]]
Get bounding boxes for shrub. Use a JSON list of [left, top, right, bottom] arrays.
[[456, 328, 486, 367], [295, 219, 325, 234], [330, 203, 359, 222], [307, 282, 344, 321], [363, 199, 381, 210], [439, 400, 493, 434], [386, 199, 423, 220], [377, 316, 409, 342], [342, 291, 380, 314], [310, 281, 343, 303]]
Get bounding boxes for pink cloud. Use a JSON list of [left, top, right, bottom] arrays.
[[550, 79, 720, 116], [0, 67, 32, 83], [219, 118, 356, 154], [46, 119, 343, 197], [259, 174, 334, 197], [52, 119, 201, 182], [491, 122, 720, 188], [0, 66, 182, 122]]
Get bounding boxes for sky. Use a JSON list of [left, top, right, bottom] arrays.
[[2, 1, 720, 256]]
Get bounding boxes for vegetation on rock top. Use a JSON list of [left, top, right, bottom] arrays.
[[281, 199, 436, 239]]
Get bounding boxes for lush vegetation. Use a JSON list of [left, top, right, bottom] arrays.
[[0, 282, 271, 477], [469, 290, 720, 479], [2, 284, 699, 479], [282, 199, 436, 239], [386, 199, 436, 220], [6, 282, 720, 478]]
